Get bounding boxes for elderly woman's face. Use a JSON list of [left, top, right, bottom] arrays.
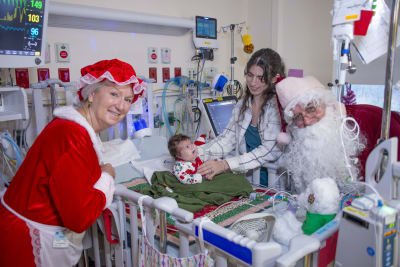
[[291, 102, 326, 128], [88, 84, 133, 131]]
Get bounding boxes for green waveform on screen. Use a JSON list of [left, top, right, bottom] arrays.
[[2, 0, 27, 7], [0, 6, 27, 23]]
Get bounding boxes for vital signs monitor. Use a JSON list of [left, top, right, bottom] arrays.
[[201, 96, 237, 137], [193, 16, 218, 49], [0, 0, 49, 67]]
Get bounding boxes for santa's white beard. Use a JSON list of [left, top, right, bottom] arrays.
[[284, 107, 364, 193]]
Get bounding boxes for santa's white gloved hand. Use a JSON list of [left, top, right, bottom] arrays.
[[272, 210, 303, 246]]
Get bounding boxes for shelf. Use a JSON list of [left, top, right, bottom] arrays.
[[0, 111, 24, 122], [48, 2, 195, 36], [0, 87, 29, 122]]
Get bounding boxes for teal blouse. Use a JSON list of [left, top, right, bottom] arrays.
[[244, 124, 268, 186]]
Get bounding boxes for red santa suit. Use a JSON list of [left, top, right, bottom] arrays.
[[0, 106, 114, 267], [345, 104, 400, 179]]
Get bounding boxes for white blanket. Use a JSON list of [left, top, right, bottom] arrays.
[[102, 139, 141, 167]]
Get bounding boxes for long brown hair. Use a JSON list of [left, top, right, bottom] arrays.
[[239, 48, 286, 120]]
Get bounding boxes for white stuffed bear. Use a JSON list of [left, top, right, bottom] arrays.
[[272, 177, 340, 245]]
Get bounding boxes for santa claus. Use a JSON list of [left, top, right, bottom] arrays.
[[275, 76, 400, 193]]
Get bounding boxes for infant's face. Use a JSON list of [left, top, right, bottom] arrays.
[[177, 139, 198, 162]]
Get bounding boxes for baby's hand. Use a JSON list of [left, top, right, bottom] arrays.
[[101, 163, 115, 178]]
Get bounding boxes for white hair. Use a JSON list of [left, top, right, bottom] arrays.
[[75, 80, 113, 107], [283, 106, 365, 193]]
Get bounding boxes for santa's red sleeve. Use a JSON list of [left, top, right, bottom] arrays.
[[346, 104, 400, 179]]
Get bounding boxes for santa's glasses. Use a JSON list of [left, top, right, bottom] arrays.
[[292, 104, 318, 126]]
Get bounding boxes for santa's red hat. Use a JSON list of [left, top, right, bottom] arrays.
[[77, 59, 145, 104], [275, 77, 292, 145]]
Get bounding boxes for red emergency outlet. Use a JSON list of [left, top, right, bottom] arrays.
[[149, 67, 157, 83], [174, 67, 181, 78], [162, 67, 170, 83], [37, 68, 50, 81], [58, 68, 70, 82], [15, 68, 29, 88]]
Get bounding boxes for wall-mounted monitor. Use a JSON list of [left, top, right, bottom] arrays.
[[0, 0, 49, 68], [193, 16, 218, 49]]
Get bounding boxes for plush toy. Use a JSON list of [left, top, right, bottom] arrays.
[[297, 177, 340, 235], [272, 177, 340, 245], [194, 134, 207, 146]]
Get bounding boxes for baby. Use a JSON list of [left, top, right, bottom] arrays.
[[168, 134, 204, 184]]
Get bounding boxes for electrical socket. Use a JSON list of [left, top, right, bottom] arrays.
[[149, 67, 157, 83], [162, 67, 170, 83], [174, 67, 181, 77]]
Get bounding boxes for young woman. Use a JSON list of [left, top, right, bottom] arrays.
[[198, 48, 286, 186]]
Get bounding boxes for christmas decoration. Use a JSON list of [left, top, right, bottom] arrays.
[[341, 83, 357, 105]]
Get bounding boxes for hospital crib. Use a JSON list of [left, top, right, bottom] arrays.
[[85, 183, 340, 267]]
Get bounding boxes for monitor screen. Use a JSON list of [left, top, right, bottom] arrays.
[[0, 0, 49, 67], [202, 96, 237, 136], [195, 16, 217, 39]]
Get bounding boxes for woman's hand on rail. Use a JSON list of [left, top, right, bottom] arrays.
[[198, 160, 229, 180], [101, 163, 115, 178]]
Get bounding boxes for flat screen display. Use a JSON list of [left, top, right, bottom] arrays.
[[196, 16, 217, 40], [0, 0, 48, 67], [202, 96, 237, 136]]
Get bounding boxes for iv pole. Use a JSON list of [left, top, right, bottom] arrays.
[[221, 23, 244, 98]]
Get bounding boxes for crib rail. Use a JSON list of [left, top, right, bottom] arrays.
[[88, 184, 326, 267]]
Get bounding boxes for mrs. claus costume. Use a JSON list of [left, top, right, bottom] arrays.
[[0, 59, 145, 267]]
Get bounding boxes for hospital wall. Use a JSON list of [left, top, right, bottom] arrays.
[[37, 0, 338, 88], [43, 0, 250, 89]]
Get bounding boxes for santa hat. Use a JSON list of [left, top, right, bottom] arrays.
[[275, 76, 292, 145], [276, 76, 326, 113], [77, 59, 146, 104], [194, 134, 207, 146]]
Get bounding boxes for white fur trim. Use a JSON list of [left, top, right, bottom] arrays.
[[53, 106, 103, 163], [93, 172, 115, 209], [276, 132, 292, 145]]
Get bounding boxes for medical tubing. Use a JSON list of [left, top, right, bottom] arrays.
[[337, 85, 361, 181], [162, 77, 179, 137], [1, 132, 23, 168]]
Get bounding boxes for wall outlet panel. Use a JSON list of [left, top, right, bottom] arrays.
[[162, 67, 170, 83], [15, 68, 29, 88], [149, 67, 157, 83], [148, 47, 158, 63], [161, 47, 171, 64], [204, 67, 218, 80], [55, 43, 70, 62], [174, 67, 181, 77], [58, 68, 70, 82], [37, 68, 50, 81]]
